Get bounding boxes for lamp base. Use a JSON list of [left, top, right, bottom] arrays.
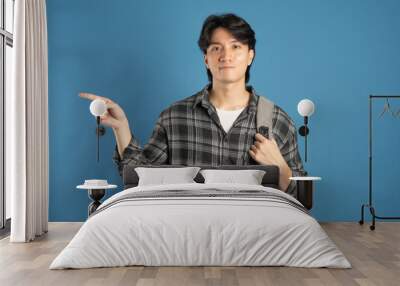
[[299, 125, 309, 136], [96, 126, 106, 136]]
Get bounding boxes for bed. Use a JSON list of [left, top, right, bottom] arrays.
[[50, 165, 350, 269]]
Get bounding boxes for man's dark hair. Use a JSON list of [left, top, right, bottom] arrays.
[[198, 13, 256, 83]]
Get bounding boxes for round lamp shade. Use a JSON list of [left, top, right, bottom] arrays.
[[297, 99, 315, 117], [90, 99, 107, 117]]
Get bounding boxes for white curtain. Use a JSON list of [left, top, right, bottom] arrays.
[[7, 0, 49, 242]]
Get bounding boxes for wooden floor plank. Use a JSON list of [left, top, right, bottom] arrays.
[[0, 222, 399, 286]]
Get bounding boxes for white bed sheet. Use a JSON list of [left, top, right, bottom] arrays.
[[50, 183, 350, 269]]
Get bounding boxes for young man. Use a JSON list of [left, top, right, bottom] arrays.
[[80, 14, 305, 196]]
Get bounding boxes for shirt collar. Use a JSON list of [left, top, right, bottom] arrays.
[[193, 84, 258, 114]]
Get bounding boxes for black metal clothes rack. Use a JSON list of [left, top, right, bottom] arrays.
[[359, 95, 400, 230]]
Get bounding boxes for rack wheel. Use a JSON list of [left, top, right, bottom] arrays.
[[370, 225, 375, 231], [359, 220, 364, 225]]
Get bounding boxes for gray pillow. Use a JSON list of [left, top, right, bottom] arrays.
[[135, 167, 201, 186], [200, 169, 266, 185]]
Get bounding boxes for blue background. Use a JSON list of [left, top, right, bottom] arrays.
[[47, 0, 400, 222]]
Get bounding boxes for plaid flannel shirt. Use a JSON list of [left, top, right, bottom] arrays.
[[113, 85, 305, 197]]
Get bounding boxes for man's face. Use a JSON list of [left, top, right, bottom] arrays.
[[204, 27, 254, 85]]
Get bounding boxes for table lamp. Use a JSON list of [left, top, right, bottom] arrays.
[[77, 99, 117, 217], [297, 99, 315, 163], [290, 99, 320, 210], [89, 99, 107, 162]]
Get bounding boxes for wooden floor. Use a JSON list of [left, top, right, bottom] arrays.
[[0, 222, 399, 286]]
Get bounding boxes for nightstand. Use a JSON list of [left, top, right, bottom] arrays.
[[289, 176, 321, 210], [77, 180, 117, 216]]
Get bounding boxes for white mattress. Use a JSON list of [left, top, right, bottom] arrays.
[[50, 183, 351, 269]]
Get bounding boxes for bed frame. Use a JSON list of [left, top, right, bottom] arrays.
[[123, 165, 313, 210]]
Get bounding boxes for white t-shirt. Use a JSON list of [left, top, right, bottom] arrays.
[[216, 107, 246, 133]]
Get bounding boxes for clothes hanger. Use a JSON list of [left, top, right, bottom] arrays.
[[395, 108, 400, 118], [378, 98, 398, 118]]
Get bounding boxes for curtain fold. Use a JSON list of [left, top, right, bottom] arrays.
[[8, 0, 49, 242]]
